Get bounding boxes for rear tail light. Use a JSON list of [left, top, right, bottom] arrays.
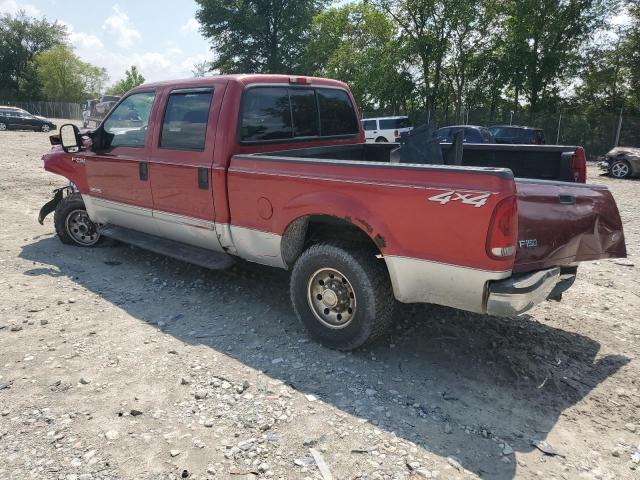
[[394, 129, 399, 138], [486, 196, 518, 259], [571, 147, 587, 183]]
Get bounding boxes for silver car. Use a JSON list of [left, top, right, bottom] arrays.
[[599, 147, 640, 179]]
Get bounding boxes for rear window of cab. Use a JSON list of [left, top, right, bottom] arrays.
[[239, 86, 359, 143]]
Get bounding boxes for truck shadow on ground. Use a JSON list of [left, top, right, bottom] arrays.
[[20, 237, 630, 479]]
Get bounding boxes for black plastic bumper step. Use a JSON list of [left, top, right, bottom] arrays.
[[99, 225, 235, 270]]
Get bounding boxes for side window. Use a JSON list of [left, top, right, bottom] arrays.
[[465, 129, 482, 142], [290, 89, 319, 137], [160, 89, 213, 151], [379, 119, 395, 129], [317, 88, 359, 136], [103, 91, 156, 148], [362, 120, 376, 131], [240, 87, 291, 141]]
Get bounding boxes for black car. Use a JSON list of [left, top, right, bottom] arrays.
[[437, 125, 495, 143], [0, 106, 57, 132], [489, 125, 545, 144]]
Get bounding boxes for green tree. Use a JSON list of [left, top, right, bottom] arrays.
[[35, 44, 108, 102], [107, 66, 146, 95], [195, 0, 327, 73], [0, 11, 67, 99], [623, 2, 640, 112], [305, 2, 413, 112]]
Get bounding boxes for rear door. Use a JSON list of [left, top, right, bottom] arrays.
[[514, 179, 626, 273], [83, 91, 157, 233], [362, 119, 377, 142], [147, 84, 226, 250]]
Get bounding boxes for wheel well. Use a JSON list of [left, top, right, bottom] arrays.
[[281, 215, 383, 268]]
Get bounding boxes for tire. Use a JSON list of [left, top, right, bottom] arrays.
[[610, 160, 631, 179], [375, 136, 388, 143], [53, 193, 103, 247], [41, 124, 51, 132], [290, 242, 394, 350], [0, 123, 6, 131]]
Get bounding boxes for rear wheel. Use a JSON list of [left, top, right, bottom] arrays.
[[0, 123, 6, 131], [375, 136, 388, 143], [610, 160, 631, 179], [290, 242, 394, 350], [41, 124, 51, 132], [54, 193, 103, 247]]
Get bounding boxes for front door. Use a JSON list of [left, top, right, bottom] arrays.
[[147, 85, 224, 250], [83, 91, 157, 234]]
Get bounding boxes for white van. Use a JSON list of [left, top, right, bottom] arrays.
[[361, 116, 413, 143]]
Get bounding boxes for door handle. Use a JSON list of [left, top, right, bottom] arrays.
[[139, 162, 148, 181]]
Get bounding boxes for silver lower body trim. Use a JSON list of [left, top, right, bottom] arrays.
[[384, 255, 511, 313], [228, 226, 285, 268]]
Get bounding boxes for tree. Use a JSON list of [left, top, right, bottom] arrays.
[[0, 11, 67, 99], [623, 1, 640, 112], [305, 3, 413, 112], [35, 45, 108, 102], [107, 66, 145, 95], [195, 0, 328, 73]]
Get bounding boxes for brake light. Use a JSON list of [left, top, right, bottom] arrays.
[[571, 147, 586, 183], [394, 129, 399, 138], [289, 76, 311, 85], [486, 196, 518, 259]]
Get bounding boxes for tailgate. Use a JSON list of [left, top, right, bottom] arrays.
[[514, 179, 626, 273]]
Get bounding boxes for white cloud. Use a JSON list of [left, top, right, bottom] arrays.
[[102, 4, 141, 49], [0, 0, 40, 16], [59, 21, 104, 50], [180, 17, 199, 34]]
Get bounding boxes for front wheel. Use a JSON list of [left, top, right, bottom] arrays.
[[54, 193, 103, 246], [610, 160, 631, 179], [290, 242, 394, 350]]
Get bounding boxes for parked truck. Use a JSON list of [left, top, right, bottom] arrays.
[[39, 74, 626, 350]]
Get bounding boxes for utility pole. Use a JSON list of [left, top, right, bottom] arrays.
[[509, 111, 514, 125], [614, 106, 623, 147], [556, 112, 562, 144]]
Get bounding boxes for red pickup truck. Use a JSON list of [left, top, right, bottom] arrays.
[[39, 74, 627, 350]]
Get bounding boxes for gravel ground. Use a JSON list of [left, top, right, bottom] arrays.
[[0, 124, 639, 480]]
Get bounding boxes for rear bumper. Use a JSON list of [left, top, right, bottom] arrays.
[[486, 267, 569, 317]]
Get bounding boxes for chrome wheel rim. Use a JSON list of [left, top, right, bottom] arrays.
[[307, 268, 357, 329], [41, 124, 50, 132], [611, 162, 629, 178], [0, 123, 6, 131], [65, 209, 100, 245]]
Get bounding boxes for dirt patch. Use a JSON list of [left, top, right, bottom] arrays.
[[0, 128, 639, 479]]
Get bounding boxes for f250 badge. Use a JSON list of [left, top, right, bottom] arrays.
[[519, 239, 538, 248], [428, 190, 491, 208]]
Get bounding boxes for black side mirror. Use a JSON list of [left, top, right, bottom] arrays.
[[60, 124, 81, 153]]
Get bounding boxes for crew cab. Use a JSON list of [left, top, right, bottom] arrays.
[[38, 74, 627, 350]]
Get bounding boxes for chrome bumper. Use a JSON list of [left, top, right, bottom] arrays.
[[486, 267, 562, 317]]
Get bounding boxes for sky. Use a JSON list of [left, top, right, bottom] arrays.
[[0, 0, 212, 85]]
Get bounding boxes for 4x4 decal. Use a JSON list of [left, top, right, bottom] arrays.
[[428, 190, 491, 208]]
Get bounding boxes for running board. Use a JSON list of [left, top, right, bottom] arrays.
[[99, 225, 236, 270]]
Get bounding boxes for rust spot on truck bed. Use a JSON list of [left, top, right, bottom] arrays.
[[374, 233, 387, 250]]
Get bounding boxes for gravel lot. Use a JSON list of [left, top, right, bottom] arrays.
[[0, 124, 639, 480]]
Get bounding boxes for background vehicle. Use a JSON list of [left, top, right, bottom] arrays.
[[489, 125, 546, 144], [598, 146, 640, 179], [362, 115, 413, 142], [39, 74, 625, 351], [437, 125, 495, 143], [0, 106, 56, 132], [83, 95, 121, 128]]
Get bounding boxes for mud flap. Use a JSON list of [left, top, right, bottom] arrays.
[[38, 187, 67, 225]]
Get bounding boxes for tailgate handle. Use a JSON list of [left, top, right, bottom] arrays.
[[558, 194, 575, 204]]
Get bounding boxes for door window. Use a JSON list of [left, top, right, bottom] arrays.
[[103, 91, 155, 148], [240, 87, 292, 141], [160, 89, 213, 151], [362, 120, 376, 131]]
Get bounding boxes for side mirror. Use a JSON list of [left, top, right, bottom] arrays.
[[60, 124, 81, 153]]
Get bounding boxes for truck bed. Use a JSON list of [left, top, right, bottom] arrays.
[[265, 142, 583, 182]]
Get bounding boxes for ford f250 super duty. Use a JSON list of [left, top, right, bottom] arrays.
[[38, 74, 627, 350]]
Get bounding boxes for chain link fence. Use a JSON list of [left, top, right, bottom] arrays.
[[0, 100, 82, 120], [363, 109, 640, 159]]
